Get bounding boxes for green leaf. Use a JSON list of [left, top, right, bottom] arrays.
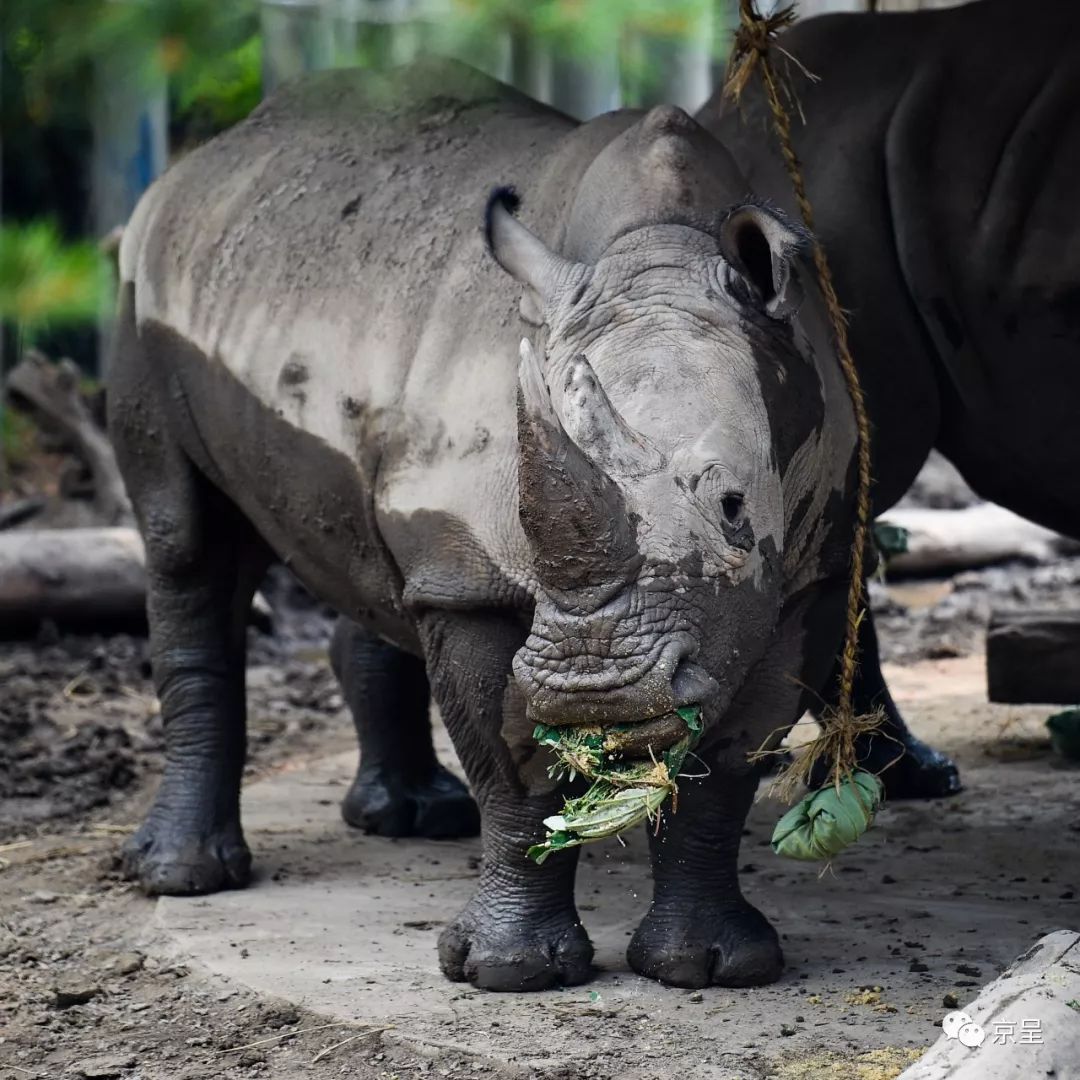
[[676, 704, 702, 734]]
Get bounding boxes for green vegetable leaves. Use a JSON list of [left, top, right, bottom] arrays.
[[770, 770, 883, 861], [528, 705, 702, 864]]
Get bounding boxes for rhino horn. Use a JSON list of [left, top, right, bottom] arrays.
[[485, 188, 584, 317], [517, 339, 639, 589], [560, 354, 664, 479]]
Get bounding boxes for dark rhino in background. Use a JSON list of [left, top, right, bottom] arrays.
[[111, 60, 861, 992], [698, 0, 1080, 790]]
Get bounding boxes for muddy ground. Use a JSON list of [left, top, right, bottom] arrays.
[[2, 456, 1080, 1079]]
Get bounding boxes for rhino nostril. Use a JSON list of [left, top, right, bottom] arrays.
[[671, 659, 719, 708]]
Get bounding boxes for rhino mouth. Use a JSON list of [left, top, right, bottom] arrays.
[[596, 709, 700, 756]]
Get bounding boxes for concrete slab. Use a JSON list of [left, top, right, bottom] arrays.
[[156, 668, 1080, 1078], [897, 930, 1080, 1080]]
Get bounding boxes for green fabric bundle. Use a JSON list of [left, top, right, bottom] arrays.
[[528, 705, 702, 864], [770, 769, 883, 861], [1047, 709, 1080, 761]]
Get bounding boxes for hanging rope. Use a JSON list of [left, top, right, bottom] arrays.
[[726, 0, 882, 793]]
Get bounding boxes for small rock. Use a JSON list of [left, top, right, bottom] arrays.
[[687, 992, 704, 1003], [107, 952, 144, 976], [780, 1023, 797, 1036], [74, 1054, 135, 1078], [909, 960, 929, 972], [942, 991, 960, 1009], [956, 963, 982, 978], [52, 981, 103, 1009]]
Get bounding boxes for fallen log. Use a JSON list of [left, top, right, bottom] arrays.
[[0, 527, 273, 634], [0, 527, 145, 628], [986, 609, 1080, 704], [876, 503, 1074, 577]]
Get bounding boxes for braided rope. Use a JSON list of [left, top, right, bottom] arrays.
[[725, 0, 878, 788]]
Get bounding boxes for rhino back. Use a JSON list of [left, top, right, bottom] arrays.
[[119, 61, 578, 630]]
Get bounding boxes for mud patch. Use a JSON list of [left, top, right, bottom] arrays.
[[0, 567, 342, 839]]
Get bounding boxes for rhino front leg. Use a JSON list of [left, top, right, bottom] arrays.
[[329, 618, 479, 838], [628, 765, 782, 988], [418, 611, 593, 992], [629, 583, 854, 988], [811, 606, 961, 799]]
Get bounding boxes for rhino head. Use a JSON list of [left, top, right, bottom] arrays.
[[485, 106, 847, 744]]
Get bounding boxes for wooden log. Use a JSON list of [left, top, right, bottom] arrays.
[[0, 527, 274, 633], [987, 609, 1080, 704], [877, 504, 1073, 577], [0, 527, 146, 627]]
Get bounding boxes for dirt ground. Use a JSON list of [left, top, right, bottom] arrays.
[[2, 455, 1080, 1079]]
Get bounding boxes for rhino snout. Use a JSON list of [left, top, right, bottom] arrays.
[[515, 634, 719, 729]]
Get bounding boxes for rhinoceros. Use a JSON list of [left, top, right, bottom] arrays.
[[112, 60, 859, 992], [698, 0, 1080, 797]]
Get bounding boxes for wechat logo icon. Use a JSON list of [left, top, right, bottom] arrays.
[[942, 1010, 986, 1049]]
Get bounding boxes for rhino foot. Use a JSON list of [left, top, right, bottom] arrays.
[[627, 900, 783, 989], [342, 764, 480, 838], [874, 731, 962, 799], [438, 906, 594, 992], [122, 814, 251, 896], [810, 729, 962, 800]]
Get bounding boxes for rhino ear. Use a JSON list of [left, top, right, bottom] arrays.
[[719, 204, 808, 320], [485, 188, 583, 325]]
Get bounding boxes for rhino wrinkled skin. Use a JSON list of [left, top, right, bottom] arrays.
[[110, 60, 860, 991]]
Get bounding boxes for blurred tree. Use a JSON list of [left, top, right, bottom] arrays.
[[0, 0, 725, 368], [0, 222, 105, 334], [1, 0, 261, 374]]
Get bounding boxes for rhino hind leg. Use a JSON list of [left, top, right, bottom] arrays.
[[110, 287, 270, 896], [119, 477, 269, 895], [811, 607, 962, 799], [330, 618, 479, 838], [628, 768, 783, 989]]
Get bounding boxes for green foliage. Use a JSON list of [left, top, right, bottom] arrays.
[[175, 33, 262, 129], [2, 0, 258, 126], [448, 0, 713, 55], [0, 222, 108, 330]]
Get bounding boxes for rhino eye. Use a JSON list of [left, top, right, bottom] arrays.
[[721, 492, 745, 523]]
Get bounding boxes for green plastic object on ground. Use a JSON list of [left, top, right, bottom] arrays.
[[770, 769, 884, 861], [1046, 709, 1080, 761], [527, 705, 703, 864], [872, 521, 910, 560]]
